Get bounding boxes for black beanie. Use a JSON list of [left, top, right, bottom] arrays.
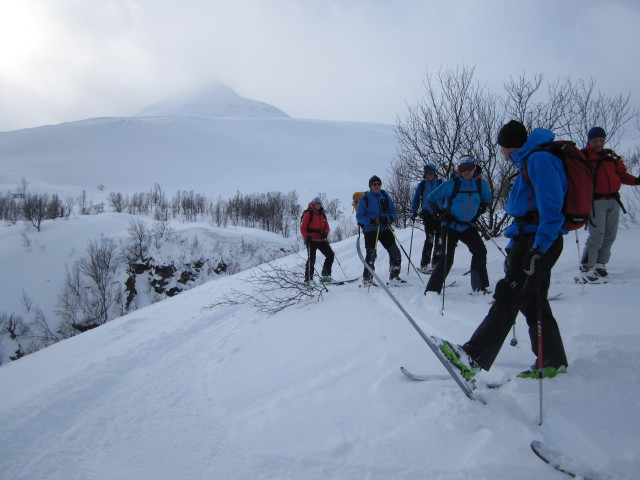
[[369, 175, 382, 187], [587, 127, 606, 142], [497, 120, 528, 148]]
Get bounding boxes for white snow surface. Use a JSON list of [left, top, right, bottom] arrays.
[[1, 86, 638, 479], [0, 84, 395, 203], [1, 222, 639, 480]]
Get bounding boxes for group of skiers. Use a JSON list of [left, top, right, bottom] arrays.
[[300, 120, 639, 384]]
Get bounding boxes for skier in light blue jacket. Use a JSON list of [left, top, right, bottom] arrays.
[[424, 156, 492, 294]]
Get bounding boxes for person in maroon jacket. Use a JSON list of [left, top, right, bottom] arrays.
[[579, 127, 640, 283], [300, 197, 335, 285]]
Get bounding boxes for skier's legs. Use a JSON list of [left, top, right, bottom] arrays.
[[305, 242, 318, 282], [582, 199, 608, 268], [459, 228, 489, 291], [378, 229, 402, 278], [425, 229, 460, 293], [519, 235, 567, 368], [463, 233, 534, 370], [597, 199, 620, 265], [316, 242, 335, 276], [363, 231, 378, 280]]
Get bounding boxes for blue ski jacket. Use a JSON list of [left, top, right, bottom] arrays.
[[356, 189, 398, 233], [503, 128, 568, 253], [411, 164, 443, 214], [427, 172, 492, 232]]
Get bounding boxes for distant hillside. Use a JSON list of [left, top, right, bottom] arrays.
[[136, 82, 290, 119], [0, 83, 395, 206]]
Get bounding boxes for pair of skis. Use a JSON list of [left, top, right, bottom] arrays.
[[356, 232, 618, 479]]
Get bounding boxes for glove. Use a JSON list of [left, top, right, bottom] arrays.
[[635, 177, 640, 185], [369, 217, 379, 226], [378, 216, 391, 225], [477, 204, 488, 216], [522, 248, 544, 277], [305, 235, 311, 245], [411, 212, 418, 221], [440, 212, 455, 224], [320, 231, 328, 239]]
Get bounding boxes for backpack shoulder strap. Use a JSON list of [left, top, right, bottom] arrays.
[[419, 180, 426, 200], [451, 176, 461, 198], [301, 209, 313, 223]]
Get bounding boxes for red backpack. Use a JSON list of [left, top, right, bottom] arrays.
[[521, 140, 594, 231]]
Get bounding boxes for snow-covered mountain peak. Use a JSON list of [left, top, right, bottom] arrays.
[[136, 81, 289, 119]]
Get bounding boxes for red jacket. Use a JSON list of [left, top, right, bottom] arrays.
[[583, 146, 636, 197], [300, 203, 330, 242]]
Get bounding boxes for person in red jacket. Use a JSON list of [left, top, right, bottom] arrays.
[[579, 127, 640, 283], [300, 197, 335, 285]]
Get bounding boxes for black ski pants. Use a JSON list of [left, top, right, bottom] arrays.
[[305, 240, 334, 282], [363, 229, 401, 281], [425, 226, 488, 293], [462, 232, 568, 371], [420, 212, 442, 267]]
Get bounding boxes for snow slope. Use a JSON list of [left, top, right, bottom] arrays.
[[0, 84, 395, 204], [1, 224, 638, 480], [0, 213, 295, 332]]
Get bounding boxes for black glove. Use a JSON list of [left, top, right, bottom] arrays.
[[522, 248, 545, 277], [477, 204, 488, 216], [378, 216, 391, 225], [320, 231, 328, 239], [305, 235, 311, 245], [411, 212, 419, 222], [369, 217, 379, 226], [635, 177, 640, 185], [440, 212, 455, 224]]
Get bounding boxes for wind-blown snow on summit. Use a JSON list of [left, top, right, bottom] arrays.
[[136, 82, 289, 119]]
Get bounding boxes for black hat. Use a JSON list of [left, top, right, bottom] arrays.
[[497, 120, 528, 148], [587, 127, 606, 142], [369, 175, 382, 187]]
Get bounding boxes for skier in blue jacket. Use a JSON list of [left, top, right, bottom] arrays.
[[434, 121, 569, 385], [411, 163, 443, 273], [356, 175, 404, 286], [424, 156, 492, 294]]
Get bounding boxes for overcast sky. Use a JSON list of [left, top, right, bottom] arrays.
[[1, 0, 639, 132]]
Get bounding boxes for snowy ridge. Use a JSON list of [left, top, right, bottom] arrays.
[[1, 223, 638, 479], [0, 112, 395, 203], [136, 82, 289, 119]]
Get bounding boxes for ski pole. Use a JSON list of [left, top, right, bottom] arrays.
[[407, 219, 416, 277], [333, 250, 347, 278], [478, 218, 507, 258], [575, 230, 585, 293], [536, 277, 544, 426], [389, 225, 424, 283], [574, 230, 582, 264], [440, 228, 449, 316]]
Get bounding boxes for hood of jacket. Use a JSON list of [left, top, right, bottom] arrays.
[[424, 163, 438, 178], [510, 128, 555, 168], [307, 202, 324, 213]]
